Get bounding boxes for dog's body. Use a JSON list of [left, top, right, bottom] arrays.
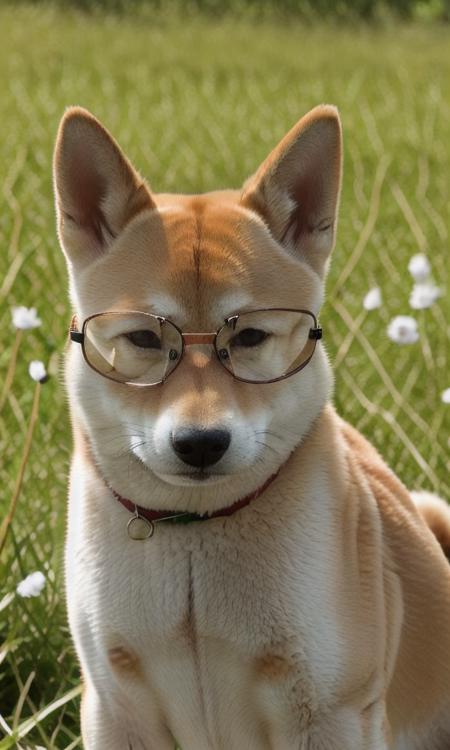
[[54, 105, 450, 749]]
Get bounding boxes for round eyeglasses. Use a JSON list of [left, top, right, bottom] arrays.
[[69, 308, 322, 386]]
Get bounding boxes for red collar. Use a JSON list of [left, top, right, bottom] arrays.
[[109, 470, 280, 538]]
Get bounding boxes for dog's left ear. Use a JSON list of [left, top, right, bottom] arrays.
[[241, 105, 342, 277], [53, 107, 155, 271]]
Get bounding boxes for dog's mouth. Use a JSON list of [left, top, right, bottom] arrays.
[[156, 470, 228, 487], [181, 471, 213, 482]]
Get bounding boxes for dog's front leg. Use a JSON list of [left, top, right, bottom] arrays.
[[81, 678, 176, 750], [309, 699, 391, 750], [81, 680, 127, 750]]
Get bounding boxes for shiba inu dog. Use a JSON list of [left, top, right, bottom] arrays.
[[54, 104, 450, 749]]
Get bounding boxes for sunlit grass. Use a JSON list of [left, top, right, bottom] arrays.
[[0, 4, 449, 747]]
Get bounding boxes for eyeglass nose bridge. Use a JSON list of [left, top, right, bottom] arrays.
[[182, 332, 216, 346]]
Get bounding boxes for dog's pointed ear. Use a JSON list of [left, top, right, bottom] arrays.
[[53, 107, 156, 270], [241, 105, 342, 277]]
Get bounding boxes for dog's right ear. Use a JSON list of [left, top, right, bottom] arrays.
[[53, 107, 155, 270], [241, 105, 342, 278]]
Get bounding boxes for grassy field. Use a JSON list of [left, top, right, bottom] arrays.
[[0, 4, 449, 747]]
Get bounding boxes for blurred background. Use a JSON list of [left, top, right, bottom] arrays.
[[0, 1, 448, 747]]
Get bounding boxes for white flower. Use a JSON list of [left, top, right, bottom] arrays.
[[442, 388, 450, 404], [409, 282, 442, 310], [16, 571, 46, 598], [408, 254, 431, 282], [11, 306, 42, 330], [28, 360, 47, 383], [363, 287, 382, 310], [387, 316, 419, 345]]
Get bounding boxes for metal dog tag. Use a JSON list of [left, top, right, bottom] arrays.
[[127, 510, 155, 540]]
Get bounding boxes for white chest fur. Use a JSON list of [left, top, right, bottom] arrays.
[[66, 453, 387, 750]]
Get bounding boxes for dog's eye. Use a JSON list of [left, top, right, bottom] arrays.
[[232, 328, 269, 348], [125, 330, 161, 349]]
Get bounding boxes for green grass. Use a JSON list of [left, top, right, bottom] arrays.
[[0, 4, 449, 747]]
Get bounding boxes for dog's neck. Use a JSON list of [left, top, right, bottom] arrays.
[[76, 424, 285, 536], [107, 468, 281, 539]]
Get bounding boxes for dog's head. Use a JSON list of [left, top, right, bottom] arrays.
[[54, 105, 342, 513]]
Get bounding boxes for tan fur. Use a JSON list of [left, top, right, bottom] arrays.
[[340, 423, 450, 737], [107, 645, 143, 678], [54, 105, 450, 750], [254, 653, 293, 681], [411, 491, 450, 558]]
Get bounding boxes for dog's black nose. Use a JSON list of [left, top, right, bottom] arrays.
[[171, 428, 231, 468]]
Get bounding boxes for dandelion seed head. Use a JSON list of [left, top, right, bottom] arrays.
[[363, 287, 382, 311], [442, 388, 450, 405], [16, 571, 46, 598], [387, 316, 419, 345], [409, 282, 442, 310], [408, 254, 431, 282], [11, 306, 42, 330], [28, 360, 47, 383]]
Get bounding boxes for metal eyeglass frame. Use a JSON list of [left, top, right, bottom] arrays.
[[69, 308, 323, 386]]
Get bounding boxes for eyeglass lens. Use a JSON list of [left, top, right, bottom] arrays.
[[216, 310, 315, 383], [84, 312, 182, 385], [83, 309, 316, 385]]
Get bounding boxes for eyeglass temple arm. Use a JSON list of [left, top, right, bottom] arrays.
[[69, 316, 84, 344], [308, 326, 322, 340]]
